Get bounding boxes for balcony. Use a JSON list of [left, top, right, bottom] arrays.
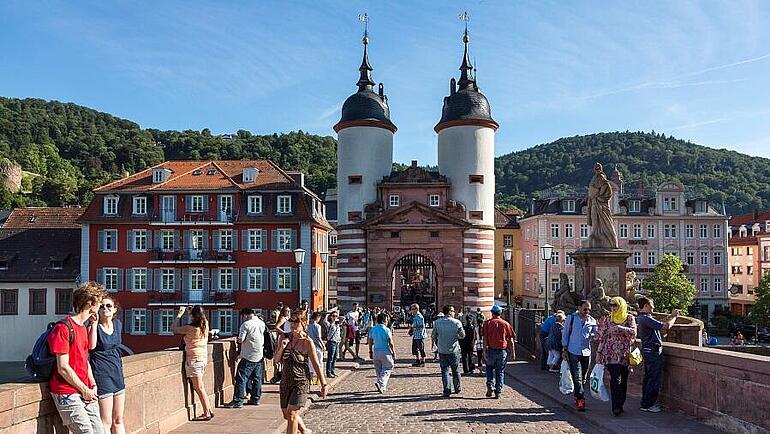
[[148, 248, 236, 263], [150, 209, 236, 225], [147, 289, 235, 305]]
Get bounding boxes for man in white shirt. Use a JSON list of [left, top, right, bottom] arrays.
[[346, 303, 362, 360], [225, 308, 266, 408]]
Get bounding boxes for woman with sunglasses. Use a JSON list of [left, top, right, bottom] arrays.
[[88, 296, 126, 434], [275, 309, 327, 434], [595, 296, 637, 416]]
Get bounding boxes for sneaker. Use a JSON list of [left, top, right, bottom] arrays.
[[548, 367, 560, 373], [443, 391, 451, 398], [576, 398, 586, 412], [328, 373, 338, 378], [486, 388, 493, 398], [245, 400, 260, 406], [411, 362, 421, 367], [375, 383, 382, 394], [223, 401, 243, 409], [494, 392, 500, 399], [640, 404, 662, 413]]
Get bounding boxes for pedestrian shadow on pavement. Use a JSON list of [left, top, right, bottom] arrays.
[[321, 393, 449, 406], [403, 406, 568, 425]]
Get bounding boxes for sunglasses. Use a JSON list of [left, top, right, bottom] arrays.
[[100, 303, 113, 309]]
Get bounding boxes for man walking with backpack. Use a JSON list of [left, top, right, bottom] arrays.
[[48, 282, 107, 434], [225, 308, 267, 408]]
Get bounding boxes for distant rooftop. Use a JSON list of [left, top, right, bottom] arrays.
[[2, 207, 84, 229]]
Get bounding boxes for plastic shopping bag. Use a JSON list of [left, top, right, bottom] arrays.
[[546, 350, 558, 366], [589, 364, 610, 401], [558, 360, 574, 395]]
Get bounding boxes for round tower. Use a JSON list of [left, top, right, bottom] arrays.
[[436, 29, 498, 312], [436, 30, 498, 226], [334, 33, 396, 227]]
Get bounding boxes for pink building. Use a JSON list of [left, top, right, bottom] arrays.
[[518, 177, 729, 320]]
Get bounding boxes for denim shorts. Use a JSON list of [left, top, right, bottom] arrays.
[[98, 388, 126, 400]]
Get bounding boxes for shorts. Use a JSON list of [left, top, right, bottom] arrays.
[[51, 393, 104, 434], [412, 339, 425, 357], [280, 387, 307, 409], [97, 388, 126, 400], [185, 359, 207, 378]]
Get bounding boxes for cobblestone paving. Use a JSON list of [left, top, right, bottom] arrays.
[[303, 329, 598, 433]]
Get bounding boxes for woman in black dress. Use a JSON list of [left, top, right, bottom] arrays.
[[88, 296, 126, 434]]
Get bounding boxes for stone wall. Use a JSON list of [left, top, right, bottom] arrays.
[[0, 338, 248, 434], [628, 343, 770, 433], [0, 163, 22, 193]]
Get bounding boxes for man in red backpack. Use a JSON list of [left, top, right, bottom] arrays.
[[48, 282, 107, 433]]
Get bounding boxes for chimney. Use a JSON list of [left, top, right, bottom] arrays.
[[411, 160, 418, 168]]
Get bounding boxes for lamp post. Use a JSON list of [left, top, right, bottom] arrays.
[[504, 248, 512, 323], [540, 243, 554, 317], [320, 251, 329, 311], [293, 248, 306, 307]]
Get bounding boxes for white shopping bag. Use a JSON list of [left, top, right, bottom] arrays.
[[547, 351, 558, 366], [558, 360, 574, 395], [589, 364, 610, 401]]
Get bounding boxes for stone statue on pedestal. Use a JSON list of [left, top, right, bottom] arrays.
[[625, 271, 642, 311], [587, 278, 611, 317], [553, 273, 580, 314], [587, 163, 618, 249]]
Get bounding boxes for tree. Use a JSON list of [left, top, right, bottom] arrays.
[[749, 271, 770, 327], [643, 253, 697, 315]]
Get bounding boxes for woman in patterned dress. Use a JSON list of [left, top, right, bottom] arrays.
[[595, 296, 636, 416]]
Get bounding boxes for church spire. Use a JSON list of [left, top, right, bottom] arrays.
[[457, 11, 476, 90], [356, 13, 375, 91]]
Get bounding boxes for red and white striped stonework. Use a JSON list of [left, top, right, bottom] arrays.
[[336, 227, 367, 310], [462, 227, 496, 312]]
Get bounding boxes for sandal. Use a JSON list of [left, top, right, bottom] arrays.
[[193, 412, 214, 421]]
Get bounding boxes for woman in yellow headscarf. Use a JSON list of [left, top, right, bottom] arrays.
[[595, 296, 637, 416]]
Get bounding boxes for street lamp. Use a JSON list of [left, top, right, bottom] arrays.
[[294, 248, 306, 307], [320, 251, 329, 311], [540, 243, 554, 316], [504, 248, 513, 323]]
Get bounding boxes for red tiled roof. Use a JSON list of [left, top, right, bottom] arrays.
[[94, 160, 297, 193], [2, 207, 84, 229], [730, 211, 770, 226]]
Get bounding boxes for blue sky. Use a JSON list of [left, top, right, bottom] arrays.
[[2, 1, 769, 164]]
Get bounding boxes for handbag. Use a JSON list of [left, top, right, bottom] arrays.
[[628, 346, 643, 366]]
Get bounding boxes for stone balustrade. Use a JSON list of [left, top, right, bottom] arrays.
[[0, 338, 263, 434], [628, 342, 770, 433]]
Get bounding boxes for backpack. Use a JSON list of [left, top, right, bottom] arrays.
[[25, 319, 75, 382], [262, 327, 275, 360]]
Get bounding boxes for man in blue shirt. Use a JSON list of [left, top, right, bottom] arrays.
[[636, 296, 678, 413], [369, 313, 396, 393], [409, 304, 426, 367], [561, 300, 597, 412]]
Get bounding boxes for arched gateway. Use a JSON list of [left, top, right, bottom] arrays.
[[391, 253, 439, 311]]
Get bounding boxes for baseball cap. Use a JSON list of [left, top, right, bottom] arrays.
[[490, 305, 502, 314]]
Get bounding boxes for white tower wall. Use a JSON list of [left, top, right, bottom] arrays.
[[337, 126, 393, 225], [437, 125, 496, 226]]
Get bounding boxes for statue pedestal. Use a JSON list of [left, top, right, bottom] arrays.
[[570, 248, 631, 299]]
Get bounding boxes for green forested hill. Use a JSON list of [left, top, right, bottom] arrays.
[[495, 131, 770, 214], [1, 97, 768, 214]]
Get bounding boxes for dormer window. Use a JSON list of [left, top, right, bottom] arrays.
[[765, 221, 770, 233], [49, 260, 64, 270], [663, 197, 677, 211], [277, 195, 292, 214], [152, 168, 170, 183], [243, 167, 258, 183], [104, 196, 119, 215], [132, 196, 147, 215], [695, 201, 707, 213], [562, 200, 576, 213], [0, 260, 7, 270], [628, 200, 640, 213], [429, 194, 440, 207]]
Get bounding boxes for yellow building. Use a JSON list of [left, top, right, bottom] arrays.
[[494, 208, 522, 308]]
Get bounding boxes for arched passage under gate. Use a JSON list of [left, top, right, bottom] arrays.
[[391, 253, 439, 311]]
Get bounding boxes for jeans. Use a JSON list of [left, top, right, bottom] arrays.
[[641, 348, 664, 408], [567, 353, 590, 400], [233, 358, 264, 404], [438, 352, 461, 395], [372, 351, 394, 390], [606, 363, 629, 411], [461, 345, 475, 373], [539, 332, 549, 370], [485, 348, 507, 393], [51, 393, 103, 434], [326, 342, 339, 375]]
